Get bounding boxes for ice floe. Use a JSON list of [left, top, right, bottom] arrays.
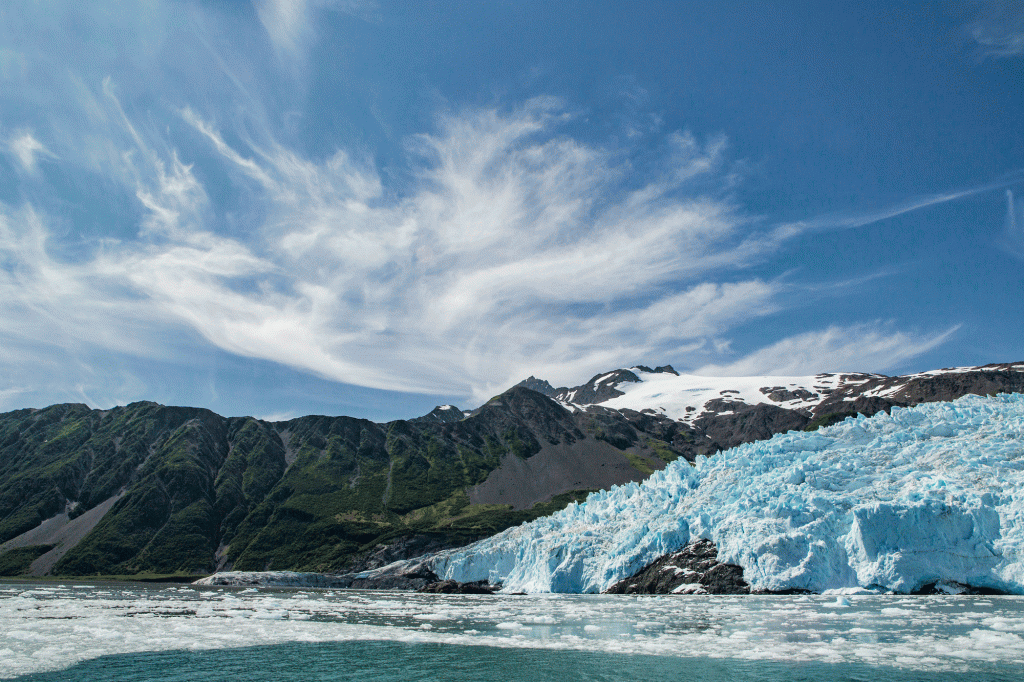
[[2, 583, 1023, 677]]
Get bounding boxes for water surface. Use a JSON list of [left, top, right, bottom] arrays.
[[2, 582, 1022, 680]]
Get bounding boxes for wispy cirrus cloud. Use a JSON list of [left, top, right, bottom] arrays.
[[968, 3, 1024, 59], [1, 84, 785, 404], [771, 171, 1024, 241], [697, 323, 960, 377], [999, 188, 1024, 260], [0, 1, 979, 413], [255, 0, 377, 59], [143, 97, 777, 398], [255, 0, 314, 55], [0, 73, 973, 407], [5, 130, 56, 173]]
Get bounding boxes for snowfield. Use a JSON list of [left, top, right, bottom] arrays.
[[432, 393, 1024, 594], [595, 368, 857, 421]]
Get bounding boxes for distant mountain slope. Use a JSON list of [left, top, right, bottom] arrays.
[[527, 361, 1024, 419], [0, 389, 687, 577], [2, 361, 1023, 579], [522, 361, 1024, 449]]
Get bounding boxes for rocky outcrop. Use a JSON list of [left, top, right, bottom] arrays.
[[343, 562, 441, 590], [555, 369, 641, 404], [348, 535, 472, 572], [417, 579, 497, 594], [194, 571, 354, 589], [695, 402, 811, 451], [604, 539, 749, 595], [912, 580, 1009, 596]]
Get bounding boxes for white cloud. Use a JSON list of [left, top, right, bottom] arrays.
[[257, 410, 298, 422], [255, 0, 376, 58], [6, 130, 55, 173], [771, 175, 1024, 241], [1000, 188, 1024, 260], [0, 58, 972, 408], [165, 99, 775, 397], [0, 2, 976, 414], [968, 5, 1024, 59], [1, 94, 789, 402], [0, 386, 27, 407], [0, 204, 174, 359], [696, 323, 960, 377], [255, 0, 311, 55]]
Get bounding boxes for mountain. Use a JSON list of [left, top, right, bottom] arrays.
[[1, 361, 1022, 579], [521, 361, 1024, 449], [390, 393, 1024, 594], [0, 389, 688, 578]]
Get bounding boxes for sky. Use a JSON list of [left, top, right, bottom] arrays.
[[0, 0, 1022, 421]]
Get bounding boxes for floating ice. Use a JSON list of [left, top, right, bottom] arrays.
[[432, 394, 1024, 594], [2, 584, 1024, 678]]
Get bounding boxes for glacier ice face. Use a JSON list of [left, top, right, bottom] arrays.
[[431, 394, 1024, 594]]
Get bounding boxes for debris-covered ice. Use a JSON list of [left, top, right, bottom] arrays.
[[433, 394, 1024, 594]]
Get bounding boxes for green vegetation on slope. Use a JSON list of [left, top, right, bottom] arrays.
[[0, 387, 661, 576], [0, 545, 53, 576]]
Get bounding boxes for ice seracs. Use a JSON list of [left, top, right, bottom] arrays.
[[429, 394, 1024, 594]]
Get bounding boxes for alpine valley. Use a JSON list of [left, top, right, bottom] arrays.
[[2, 362, 1024, 594]]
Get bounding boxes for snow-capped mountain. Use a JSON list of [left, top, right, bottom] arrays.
[[520, 361, 1024, 425]]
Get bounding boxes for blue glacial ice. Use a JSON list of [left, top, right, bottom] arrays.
[[432, 394, 1024, 594]]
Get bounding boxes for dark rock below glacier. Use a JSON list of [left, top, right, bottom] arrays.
[[604, 539, 749, 594], [417, 579, 498, 594], [342, 562, 440, 590], [348, 535, 469, 572], [911, 580, 1009, 596]]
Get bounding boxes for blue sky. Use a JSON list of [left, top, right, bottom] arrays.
[[0, 0, 1022, 421]]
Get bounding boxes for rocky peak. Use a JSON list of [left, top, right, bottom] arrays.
[[635, 365, 679, 376], [514, 376, 565, 398], [551, 369, 641, 405], [515, 365, 682, 409], [411, 404, 465, 424]]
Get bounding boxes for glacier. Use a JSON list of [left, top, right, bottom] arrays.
[[431, 394, 1024, 594]]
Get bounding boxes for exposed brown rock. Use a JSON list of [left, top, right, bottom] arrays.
[[604, 539, 749, 595]]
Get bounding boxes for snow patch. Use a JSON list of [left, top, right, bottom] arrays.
[[592, 370, 845, 422]]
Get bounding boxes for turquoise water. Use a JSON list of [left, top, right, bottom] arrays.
[[12, 641, 1021, 682], [3, 582, 1024, 679]]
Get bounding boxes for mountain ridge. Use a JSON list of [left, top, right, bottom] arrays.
[[1, 361, 1022, 579], [0, 387, 684, 577]]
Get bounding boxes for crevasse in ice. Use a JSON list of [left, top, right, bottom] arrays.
[[431, 394, 1024, 594]]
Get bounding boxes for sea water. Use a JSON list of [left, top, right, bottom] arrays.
[[1, 582, 1022, 681]]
